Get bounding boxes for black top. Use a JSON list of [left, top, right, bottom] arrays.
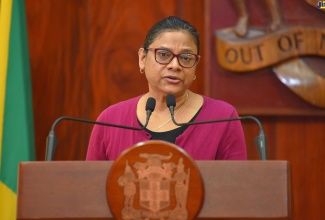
[[139, 108, 201, 144]]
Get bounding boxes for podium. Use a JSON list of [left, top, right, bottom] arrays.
[[17, 141, 291, 219], [17, 161, 291, 219]]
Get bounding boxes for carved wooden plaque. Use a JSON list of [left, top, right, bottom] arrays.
[[106, 140, 204, 220], [209, 0, 325, 113]]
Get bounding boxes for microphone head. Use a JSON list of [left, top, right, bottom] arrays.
[[166, 94, 176, 108], [146, 97, 156, 112]]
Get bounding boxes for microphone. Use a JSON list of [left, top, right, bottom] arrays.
[[166, 94, 267, 160], [45, 97, 156, 161]]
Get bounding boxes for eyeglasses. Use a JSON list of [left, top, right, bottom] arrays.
[[145, 48, 199, 68]]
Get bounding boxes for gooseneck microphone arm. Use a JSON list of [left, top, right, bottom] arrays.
[[166, 94, 267, 160], [45, 97, 156, 161]]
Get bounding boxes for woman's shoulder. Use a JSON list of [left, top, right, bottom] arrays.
[[201, 95, 238, 117], [97, 96, 141, 120], [202, 95, 235, 108], [110, 96, 140, 110]]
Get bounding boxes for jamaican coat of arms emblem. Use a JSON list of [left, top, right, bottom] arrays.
[[106, 141, 204, 220]]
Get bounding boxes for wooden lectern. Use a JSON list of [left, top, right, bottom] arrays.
[[17, 161, 291, 219], [17, 141, 291, 220]]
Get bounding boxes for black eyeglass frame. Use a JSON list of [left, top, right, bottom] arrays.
[[145, 48, 199, 68]]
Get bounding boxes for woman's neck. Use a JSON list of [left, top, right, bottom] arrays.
[[146, 91, 190, 112]]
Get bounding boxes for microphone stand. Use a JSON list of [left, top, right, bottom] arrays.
[[45, 98, 155, 161], [168, 102, 267, 160]]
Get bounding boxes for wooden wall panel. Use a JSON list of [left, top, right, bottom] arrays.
[[277, 117, 325, 220], [25, 0, 89, 160]]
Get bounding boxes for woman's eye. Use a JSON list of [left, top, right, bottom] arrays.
[[159, 51, 170, 57], [181, 54, 192, 61]]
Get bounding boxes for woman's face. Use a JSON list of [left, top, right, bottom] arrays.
[[138, 31, 200, 97]]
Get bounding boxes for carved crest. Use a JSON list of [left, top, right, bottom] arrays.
[[118, 153, 189, 219], [106, 140, 204, 220]]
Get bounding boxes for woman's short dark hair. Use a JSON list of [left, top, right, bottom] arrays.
[[143, 16, 200, 54]]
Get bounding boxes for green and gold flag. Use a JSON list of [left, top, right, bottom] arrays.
[[0, 0, 35, 219]]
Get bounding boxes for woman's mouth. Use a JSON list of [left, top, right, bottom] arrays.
[[164, 76, 181, 84]]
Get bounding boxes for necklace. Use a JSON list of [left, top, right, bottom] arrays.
[[154, 92, 189, 132]]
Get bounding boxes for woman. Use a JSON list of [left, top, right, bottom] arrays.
[[86, 16, 247, 160]]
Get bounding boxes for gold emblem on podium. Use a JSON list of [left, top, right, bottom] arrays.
[[106, 140, 204, 220]]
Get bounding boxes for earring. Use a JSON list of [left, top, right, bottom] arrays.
[[140, 69, 144, 74], [193, 75, 196, 80]]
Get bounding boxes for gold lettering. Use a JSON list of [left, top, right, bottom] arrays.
[[224, 44, 264, 65], [253, 44, 264, 62], [216, 26, 325, 71], [240, 47, 252, 65], [277, 32, 304, 52], [293, 32, 304, 50], [225, 48, 238, 64], [278, 35, 292, 52]]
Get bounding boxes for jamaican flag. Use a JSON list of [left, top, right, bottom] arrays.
[[0, 0, 35, 219]]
